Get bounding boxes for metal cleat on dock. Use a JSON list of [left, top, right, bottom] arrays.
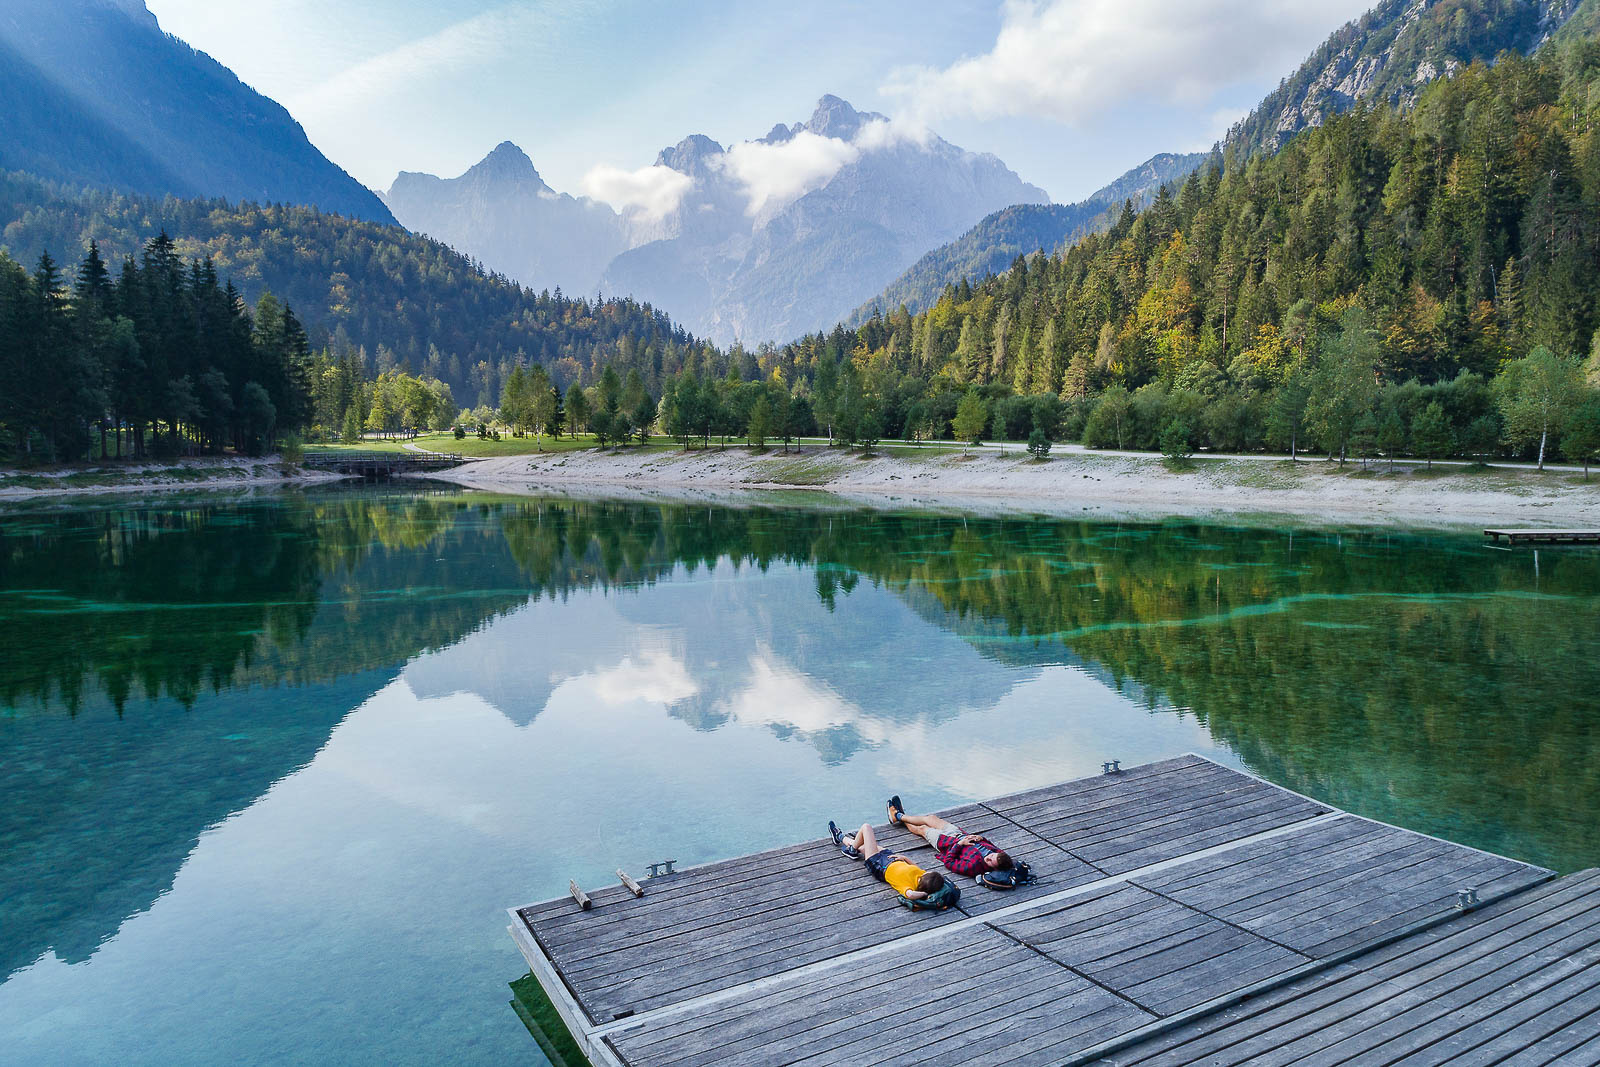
[[645, 860, 677, 878], [1103, 760, 1122, 775], [1457, 887, 1479, 909]]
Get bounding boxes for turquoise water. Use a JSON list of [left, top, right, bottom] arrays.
[[2, 490, 1598, 1065]]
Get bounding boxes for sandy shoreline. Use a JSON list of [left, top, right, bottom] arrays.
[[0, 458, 346, 500], [424, 446, 1600, 528]]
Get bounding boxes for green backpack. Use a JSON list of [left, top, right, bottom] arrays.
[[898, 880, 961, 911]]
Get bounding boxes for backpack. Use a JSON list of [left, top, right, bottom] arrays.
[[898, 880, 961, 911], [977, 860, 1034, 890]]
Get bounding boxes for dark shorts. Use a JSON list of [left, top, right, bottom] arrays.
[[865, 849, 898, 881]]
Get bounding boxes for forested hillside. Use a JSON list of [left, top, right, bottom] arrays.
[[725, 37, 1600, 465], [849, 153, 1208, 324], [0, 173, 708, 409]]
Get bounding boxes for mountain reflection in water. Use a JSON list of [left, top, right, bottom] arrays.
[[1, 489, 1596, 1065]]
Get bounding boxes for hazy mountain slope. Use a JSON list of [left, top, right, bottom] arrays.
[[0, 35, 188, 197], [0, 172, 698, 405], [384, 142, 627, 296], [599, 96, 1049, 345], [0, 0, 395, 225], [1225, 0, 1586, 156], [848, 152, 1208, 323]]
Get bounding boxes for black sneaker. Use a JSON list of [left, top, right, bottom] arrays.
[[829, 820, 862, 860], [887, 795, 905, 827]]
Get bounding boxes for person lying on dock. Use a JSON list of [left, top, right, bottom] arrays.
[[829, 820, 960, 911], [887, 796, 1032, 889]]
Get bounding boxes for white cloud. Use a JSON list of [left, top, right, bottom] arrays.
[[853, 117, 934, 152], [716, 130, 861, 216], [579, 650, 700, 707], [883, 0, 1371, 127], [580, 163, 695, 222]]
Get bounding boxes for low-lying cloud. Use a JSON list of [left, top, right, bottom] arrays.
[[883, 0, 1370, 126], [716, 118, 932, 217], [580, 163, 694, 223], [716, 130, 862, 216]]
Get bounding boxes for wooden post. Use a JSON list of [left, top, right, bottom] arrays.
[[569, 880, 592, 911], [618, 870, 644, 898]]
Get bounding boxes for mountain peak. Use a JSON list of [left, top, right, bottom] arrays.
[[465, 141, 548, 189], [803, 95, 885, 141], [656, 134, 725, 176]]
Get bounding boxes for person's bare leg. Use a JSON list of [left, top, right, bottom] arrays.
[[900, 813, 955, 833], [849, 823, 880, 856]]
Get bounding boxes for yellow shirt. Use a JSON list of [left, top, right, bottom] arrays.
[[884, 858, 924, 896]]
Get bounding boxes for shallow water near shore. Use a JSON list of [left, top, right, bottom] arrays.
[[2, 488, 1598, 1065]]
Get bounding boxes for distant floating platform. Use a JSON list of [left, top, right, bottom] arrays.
[[1485, 528, 1600, 544], [508, 755, 1598, 1066]]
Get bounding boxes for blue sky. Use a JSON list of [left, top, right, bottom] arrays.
[[145, 0, 1373, 204]]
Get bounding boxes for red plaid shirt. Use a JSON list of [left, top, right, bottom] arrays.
[[935, 833, 998, 877]]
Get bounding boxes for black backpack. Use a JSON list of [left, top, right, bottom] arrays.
[[978, 860, 1034, 890], [898, 880, 961, 911]]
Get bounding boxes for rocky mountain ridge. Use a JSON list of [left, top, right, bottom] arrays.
[[1228, 0, 1587, 155], [385, 142, 627, 296], [386, 95, 1049, 345]]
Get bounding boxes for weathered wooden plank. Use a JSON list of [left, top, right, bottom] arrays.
[[1077, 870, 1600, 1066], [615, 927, 1010, 1060], [1263, 928, 1600, 1067], [1087, 871, 1600, 1067], [648, 956, 1047, 1067], [1492, 999, 1600, 1066], [1132, 816, 1388, 899], [961, 1002, 1165, 1067], [529, 839, 855, 943], [982, 755, 1209, 813], [1174, 834, 1456, 928], [1122, 939, 1311, 1017], [871, 994, 1152, 1067], [1134, 813, 1550, 961], [606, 926, 1151, 1067], [795, 969, 1117, 1067], [1155, 816, 1383, 881], [551, 865, 886, 966], [1382, 963, 1600, 1066], [594, 905, 968, 1022], [1007, 768, 1286, 853], [560, 891, 922, 993], [1022, 770, 1305, 844], [571, 903, 957, 1020], [992, 882, 1307, 1017], [631, 952, 1029, 1067]]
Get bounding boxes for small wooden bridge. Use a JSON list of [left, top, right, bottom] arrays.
[[508, 755, 1598, 1066], [302, 450, 466, 479], [1485, 528, 1600, 545]]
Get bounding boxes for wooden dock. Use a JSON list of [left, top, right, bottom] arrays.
[[507, 756, 1597, 1066], [301, 450, 465, 479], [1485, 528, 1600, 544]]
